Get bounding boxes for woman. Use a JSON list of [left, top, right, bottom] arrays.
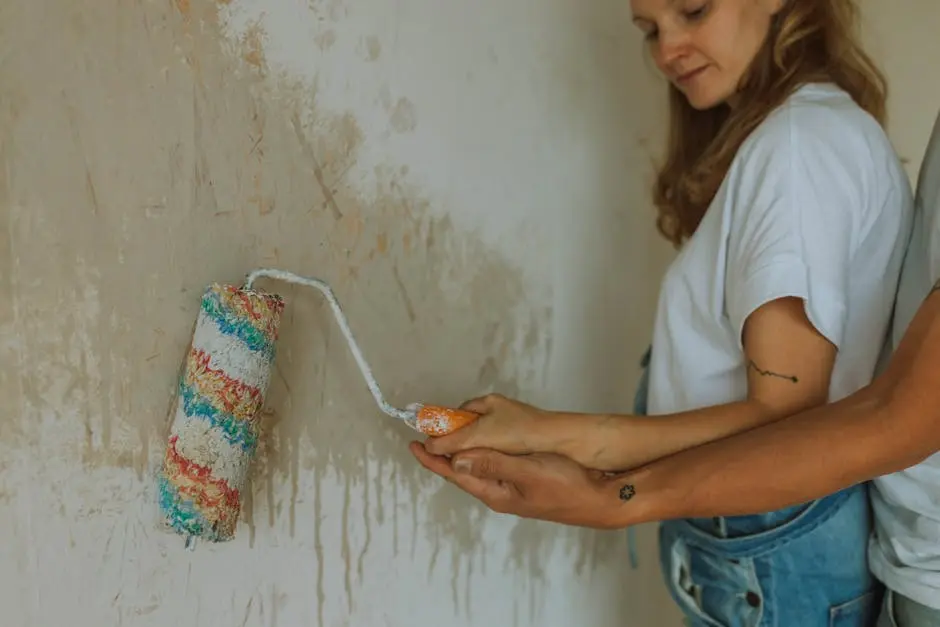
[[412, 0, 915, 625]]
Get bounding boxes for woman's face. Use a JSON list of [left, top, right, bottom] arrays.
[[631, 0, 784, 109]]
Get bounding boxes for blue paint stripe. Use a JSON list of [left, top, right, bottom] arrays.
[[178, 381, 258, 452], [201, 289, 277, 359], [157, 474, 222, 541]]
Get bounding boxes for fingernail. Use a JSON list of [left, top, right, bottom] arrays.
[[453, 459, 472, 474]]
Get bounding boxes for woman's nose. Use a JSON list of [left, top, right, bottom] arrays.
[[654, 29, 691, 69]]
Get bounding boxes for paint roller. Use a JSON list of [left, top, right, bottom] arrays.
[[156, 268, 479, 547]]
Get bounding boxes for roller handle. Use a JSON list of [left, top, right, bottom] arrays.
[[413, 404, 481, 437]]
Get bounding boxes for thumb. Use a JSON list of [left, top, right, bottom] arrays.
[[425, 395, 495, 456], [459, 393, 501, 415], [424, 410, 478, 455], [451, 449, 533, 481]]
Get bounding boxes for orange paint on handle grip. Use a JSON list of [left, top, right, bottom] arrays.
[[414, 405, 480, 436]]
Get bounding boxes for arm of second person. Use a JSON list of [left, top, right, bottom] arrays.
[[602, 285, 940, 524]]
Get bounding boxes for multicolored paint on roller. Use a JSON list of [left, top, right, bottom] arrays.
[[179, 348, 264, 451], [157, 283, 284, 543]]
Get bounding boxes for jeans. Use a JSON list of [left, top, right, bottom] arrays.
[[633, 345, 882, 626], [877, 589, 940, 627]]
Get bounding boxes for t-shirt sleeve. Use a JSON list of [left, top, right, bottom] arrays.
[[724, 108, 862, 350]]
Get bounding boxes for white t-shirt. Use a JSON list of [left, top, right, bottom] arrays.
[[646, 83, 914, 434], [869, 109, 940, 610]]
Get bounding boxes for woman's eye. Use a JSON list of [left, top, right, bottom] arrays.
[[684, 2, 710, 21]]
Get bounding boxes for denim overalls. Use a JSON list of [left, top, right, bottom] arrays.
[[632, 345, 883, 627]]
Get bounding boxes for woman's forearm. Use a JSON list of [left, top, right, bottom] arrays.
[[552, 400, 797, 472]]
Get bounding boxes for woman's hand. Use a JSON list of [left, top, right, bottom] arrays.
[[424, 393, 563, 458], [425, 393, 641, 471], [409, 441, 640, 529]]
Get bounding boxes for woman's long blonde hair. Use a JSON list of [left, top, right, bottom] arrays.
[[652, 0, 887, 247]]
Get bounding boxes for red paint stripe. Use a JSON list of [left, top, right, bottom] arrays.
[[222, 284, 284, 334], [187, 348, 263, 417], [238, 291, 263, 321], [224, 284, 267, 323], [214, 285, 285, 341], [164, 434, 241, 515]]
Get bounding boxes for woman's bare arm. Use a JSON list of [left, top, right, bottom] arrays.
[[428, 296, 840, 472]]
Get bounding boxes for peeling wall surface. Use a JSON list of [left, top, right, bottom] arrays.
[[1, 1, 938, 626]]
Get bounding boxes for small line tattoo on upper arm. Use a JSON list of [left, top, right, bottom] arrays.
[[748, 360, 798, 383]]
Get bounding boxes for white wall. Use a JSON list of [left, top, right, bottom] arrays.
[[1, 1, 937, 626], [0, 0, 676, 625]]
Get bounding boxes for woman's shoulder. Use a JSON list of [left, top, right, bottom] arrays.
[[742, 82, 894, 162]]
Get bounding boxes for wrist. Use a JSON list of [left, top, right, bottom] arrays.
[[531, 410, 584, 456], [553, 412, 635, 470], [594, 465, 679, 528]]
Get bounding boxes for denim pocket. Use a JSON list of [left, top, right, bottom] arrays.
[[661, 523, 762, 627], [664, 486, 875, 626], [829, 588, 880, 627]]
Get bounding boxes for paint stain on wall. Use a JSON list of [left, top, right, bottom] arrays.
[[388, 97, 417, 133], [315, 29, 337, 51], [364, 35, 382, 61], [240, 21, 267, 69], [375, 86, 418, 134]]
